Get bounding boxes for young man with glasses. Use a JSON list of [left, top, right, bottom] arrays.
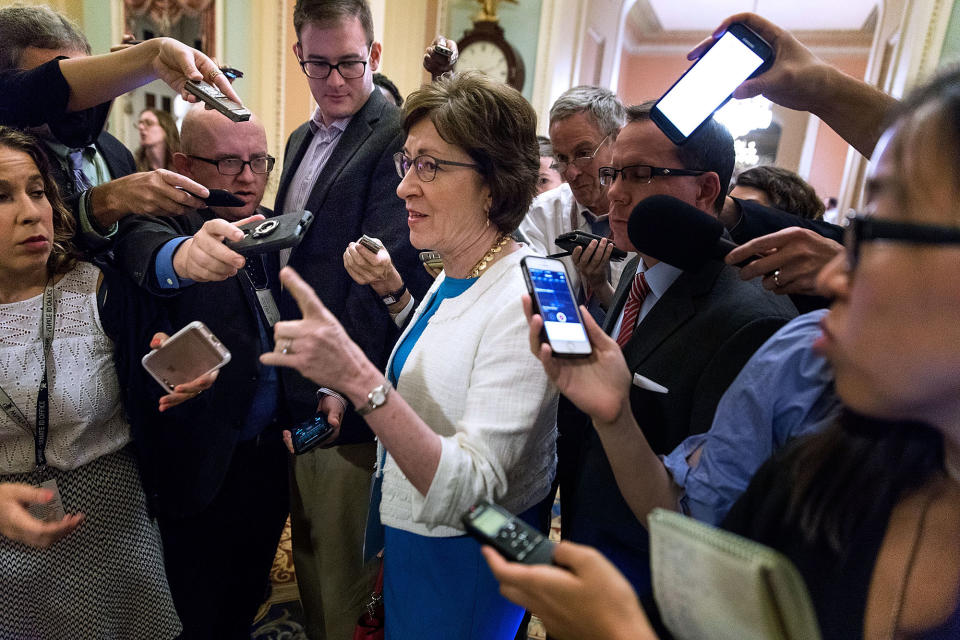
[[109, 106, 292, 638], [272, 1, 431, 638], [567, 100, 796, 633]]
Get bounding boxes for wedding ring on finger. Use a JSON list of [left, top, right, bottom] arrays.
[[773, 269, 782, 287], [206, 68, 222, 83], [279, 338, 293, 355]]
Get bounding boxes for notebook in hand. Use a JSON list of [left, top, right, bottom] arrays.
[[648, 508, 822, 640]]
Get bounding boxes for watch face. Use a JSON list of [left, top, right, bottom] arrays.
[[456, 41, 510, 84]]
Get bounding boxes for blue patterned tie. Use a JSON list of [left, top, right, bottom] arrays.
[[66, 148, 94, 192]]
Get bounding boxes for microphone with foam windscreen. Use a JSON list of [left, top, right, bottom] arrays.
[[627, 195, 741, 270]]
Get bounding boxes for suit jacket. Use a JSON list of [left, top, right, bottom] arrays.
[[45, 130, 138, 252], [110, 206, 282, 518], [569, 256, 797, 592], [273, 89, 432, 443]]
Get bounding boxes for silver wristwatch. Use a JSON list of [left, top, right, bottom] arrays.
[[356, 379, 391, 416]]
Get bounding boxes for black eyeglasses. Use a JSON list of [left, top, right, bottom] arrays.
[[187, 155, 275, 176], [551, 136, 609, 174], [298, 55, 369, 80], [844, 214, 960, 270], [393, 152, 480, 183], [598, 164, 706, 186]]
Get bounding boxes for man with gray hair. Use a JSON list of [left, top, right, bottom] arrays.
[[519, 85, 629, 315], [0, 4, 210, 251]]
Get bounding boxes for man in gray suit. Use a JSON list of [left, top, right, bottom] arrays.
[[567, 102, 796, 628], [272, 1, 430, 638]]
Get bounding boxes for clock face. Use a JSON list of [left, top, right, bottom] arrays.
[[456, 41, 510, 84]]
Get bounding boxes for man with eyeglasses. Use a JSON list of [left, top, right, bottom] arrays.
[[272, 2, 431, 639], [109, 105, 291, 638], [519, 86, 631, 317], [566, 100, 796, 633]]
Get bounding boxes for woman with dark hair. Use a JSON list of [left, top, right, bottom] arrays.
[[730, 165, 825, 220], [486, 65, 960, 640], [262, 71, 558, 639], [134, 108, 180, 171], [0, 127, 211, 638], [536, 135, 563, 194]]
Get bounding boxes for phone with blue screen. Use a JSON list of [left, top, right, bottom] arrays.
[[521, 256, 591, 358], [290, 413, 334, 454]]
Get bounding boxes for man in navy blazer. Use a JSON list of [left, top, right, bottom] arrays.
[[565, 102, 797, 633], [271, 1, 431, 637]]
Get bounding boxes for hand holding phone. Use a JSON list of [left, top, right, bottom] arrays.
[[553, 231, 627, 262], [652, 22, 774, 144], [142, 321, 231, 393], [463, 501, 554, 564], [520, 256, 591, 358]]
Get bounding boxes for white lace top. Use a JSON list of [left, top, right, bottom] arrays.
[[0, 262, 130, 473]]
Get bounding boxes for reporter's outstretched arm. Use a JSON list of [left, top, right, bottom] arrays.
[[691, 12, 897, 157], [523, 295, 681, 521], [484, 541, 657, 640], [59, 37, 241, 112]]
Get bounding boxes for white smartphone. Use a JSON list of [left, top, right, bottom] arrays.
[[141, 321, 231, 392], [651, 22, 774, 144], [520, 256, 591, 358]]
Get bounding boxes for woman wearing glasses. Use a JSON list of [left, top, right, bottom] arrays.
[[263, 71, 557, 639], [487, 66, 960, 640]]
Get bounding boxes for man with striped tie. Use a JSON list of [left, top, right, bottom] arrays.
[[564, 100, 797, 634]]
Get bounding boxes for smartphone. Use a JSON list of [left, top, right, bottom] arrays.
[[141, 321, 231, 392], [419, 251, 443, 270], [177, 187, 244, 207], [358, 234, 383, 253], [290, 413, 335, 454], [553, 230, 627, 262], [651, 22, 774, 145], [520, 256, 591, 358], [183, 80, 251, 122], [462, 501, 554, 564], [224, 210, 314, 257]]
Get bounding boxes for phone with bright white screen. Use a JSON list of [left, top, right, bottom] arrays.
[[651, 23, 774, 145], [521, 256, 591, 358]]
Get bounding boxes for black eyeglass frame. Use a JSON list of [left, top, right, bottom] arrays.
[[187, 154, 276, 176], [551, 135, 610, 174], [297, 55, 370, 80], [393, 152, 480, 183], [845, 214, 960, 270], [598, 164, 706, 186]]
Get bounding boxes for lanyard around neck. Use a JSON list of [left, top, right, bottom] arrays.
[[0, 282, 56, 469]]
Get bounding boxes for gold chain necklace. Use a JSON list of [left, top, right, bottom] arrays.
[[469, 234, 510, 278]]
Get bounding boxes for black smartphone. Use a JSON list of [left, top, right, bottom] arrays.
[[651, 22, 774, 145], [290, 413, 334, 455], [520, 256, 592, 358], [553, 230, 627, 262], [224, 210, 314, 257], [183, 80, 251, 122], [463, 501, 554, 564], [433, 43, 454, 58]]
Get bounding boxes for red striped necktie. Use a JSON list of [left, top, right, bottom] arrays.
[[616, 271, 651, 348]]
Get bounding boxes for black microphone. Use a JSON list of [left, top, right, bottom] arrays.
[[627, 195, 740, 270]]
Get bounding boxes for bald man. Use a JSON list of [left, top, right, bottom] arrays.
[[110, 106, 289, 639]]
